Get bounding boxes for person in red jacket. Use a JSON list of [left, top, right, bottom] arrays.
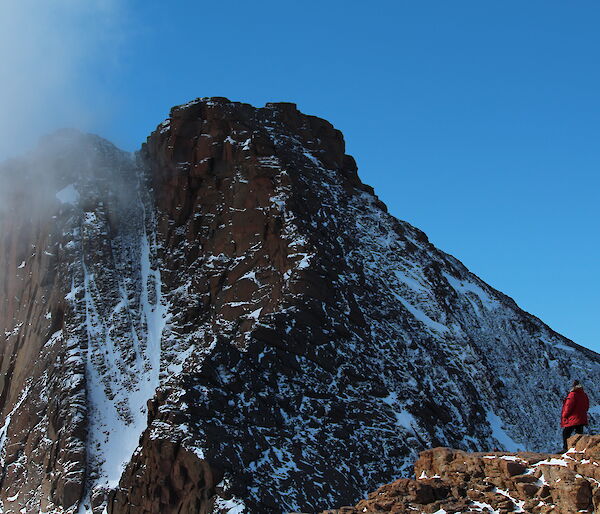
[[561, 380, 589, 452]]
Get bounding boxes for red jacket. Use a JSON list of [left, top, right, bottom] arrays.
[[561, 387, 589, 428]]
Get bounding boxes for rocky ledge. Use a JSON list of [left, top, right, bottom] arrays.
[[324, 435, 600, 513]]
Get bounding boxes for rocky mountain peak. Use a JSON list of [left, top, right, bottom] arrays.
[[0, 98, 598, 513], [143, 96, 363, 207]]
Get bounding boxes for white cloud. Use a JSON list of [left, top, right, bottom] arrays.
[[0, 0, 124, 159]]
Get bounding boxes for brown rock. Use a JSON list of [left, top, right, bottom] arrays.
[[500, 459, 527, 477], [516, 481, 539, 498]]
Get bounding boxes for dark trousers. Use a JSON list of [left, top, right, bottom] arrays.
[[562, 425, 584, 451]]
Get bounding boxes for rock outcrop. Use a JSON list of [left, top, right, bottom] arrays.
[[326, 434, 600, 514], [0, 98, 599, 513]]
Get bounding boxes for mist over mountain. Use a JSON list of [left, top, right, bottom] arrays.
[[0, 98, 597, 513], [0, 0, 125, 161]]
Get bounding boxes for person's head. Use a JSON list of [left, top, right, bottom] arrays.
[[573, 380, 582, 390]]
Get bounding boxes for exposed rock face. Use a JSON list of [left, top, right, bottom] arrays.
[[325, 434, 600, 513], [0, 131, 153, 513], [0, 98, 599, 513]]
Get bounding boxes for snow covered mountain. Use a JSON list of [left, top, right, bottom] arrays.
[[0, 98, 598, 513]]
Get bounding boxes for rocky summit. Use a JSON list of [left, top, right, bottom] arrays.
[[0, 98, 599, 513], [325, 434, 600, 513]]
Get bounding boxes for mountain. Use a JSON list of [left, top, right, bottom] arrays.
[[0, 98, 598, 514]]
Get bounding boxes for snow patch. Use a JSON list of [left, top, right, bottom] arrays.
[[486, 410, 523, 452], [213, 496, 246, 514], [535, 458, 568, 467], [470, 500, 500, 513], [443, 272, 498, 311], [492, 487, 525, 512], [56, 184, 80, 205], [0, 385, 30, 468]]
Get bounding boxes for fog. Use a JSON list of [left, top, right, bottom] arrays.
[[0, 0, 131, 293], [0, 0, 124, 161], [0, 0, 128, 236]]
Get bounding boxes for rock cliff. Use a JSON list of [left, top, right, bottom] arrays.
[[0, 98, 599, 513]]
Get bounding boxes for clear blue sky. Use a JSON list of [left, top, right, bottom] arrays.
[[3, 1, 599, 351]]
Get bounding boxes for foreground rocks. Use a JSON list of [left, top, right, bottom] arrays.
[[325, 434, 600, 514]]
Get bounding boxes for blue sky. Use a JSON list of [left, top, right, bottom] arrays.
[[2, 1, 598, 351]]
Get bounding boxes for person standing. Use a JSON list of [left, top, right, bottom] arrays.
[[561, 380, 589, 452]]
